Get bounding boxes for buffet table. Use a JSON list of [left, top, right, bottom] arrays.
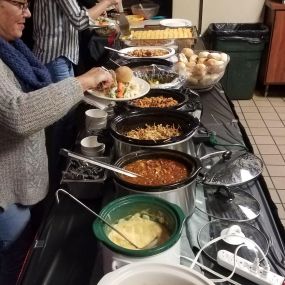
[[18, 84, 285, 285]]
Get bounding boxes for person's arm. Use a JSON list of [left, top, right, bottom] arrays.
[[87, 0, 122, 21], [54, 0, 122, 31], [0, 63, 112, 137], [54, 0, 90, 30]]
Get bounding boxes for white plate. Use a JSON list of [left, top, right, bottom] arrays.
[[117, 46, 175, 59], [86, 77, 150, 102], [160, 18, 192, 28]]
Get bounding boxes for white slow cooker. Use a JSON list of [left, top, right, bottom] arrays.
[[97, 262, 215, 285]]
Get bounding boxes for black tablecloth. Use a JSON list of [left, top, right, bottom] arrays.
[[18, 85, 285, 285]]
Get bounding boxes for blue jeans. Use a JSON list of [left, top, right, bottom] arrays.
[[45, 56, 77, 191], [45, 56, 74, 82], [0, 204, 32, 285]]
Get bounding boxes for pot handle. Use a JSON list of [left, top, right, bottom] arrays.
[[191, 157, 203, 178], [112, 257, 130, 271]]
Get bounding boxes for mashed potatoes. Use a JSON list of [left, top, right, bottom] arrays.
[[108, 213, 170, 250]]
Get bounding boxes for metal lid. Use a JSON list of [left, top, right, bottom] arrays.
[[200, 150, 263, 187]]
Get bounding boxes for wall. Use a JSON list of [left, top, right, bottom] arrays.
[[173, 0, 265, 34]]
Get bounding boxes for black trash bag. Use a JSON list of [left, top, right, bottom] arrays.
[[203, 23, 269, 49]]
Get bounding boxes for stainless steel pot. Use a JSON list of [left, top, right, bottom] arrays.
[[113, 149, 202, 216], [110, 109, 200, 158]]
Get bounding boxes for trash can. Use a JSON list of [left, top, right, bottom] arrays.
[[203, 23, 269, 100]]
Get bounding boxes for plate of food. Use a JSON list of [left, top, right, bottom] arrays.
[[87, 66, 150, 101], [90, 16, 116, 28], [117, 46, 175, 59]]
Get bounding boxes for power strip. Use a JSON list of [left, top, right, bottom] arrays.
[[217, 250, 285, 285]]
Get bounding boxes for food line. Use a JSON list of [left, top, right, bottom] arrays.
[[18, 32, 285, 285]]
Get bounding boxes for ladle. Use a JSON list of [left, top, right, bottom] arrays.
[[56, 189, 159, 250], [60, 149, 141, 178], [56, 189, 141, 249]]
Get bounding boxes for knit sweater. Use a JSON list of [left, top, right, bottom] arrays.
[[0, 59, 84, 209]]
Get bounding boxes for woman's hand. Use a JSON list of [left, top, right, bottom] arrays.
[[76, 67, 114, 92]]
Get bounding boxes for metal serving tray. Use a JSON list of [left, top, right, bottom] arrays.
[[60, 157, 108, 199]]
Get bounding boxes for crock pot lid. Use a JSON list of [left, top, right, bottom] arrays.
[[195, 186, 260, 221], [197, 220, 269, 264], [201, 150, 263, 187]]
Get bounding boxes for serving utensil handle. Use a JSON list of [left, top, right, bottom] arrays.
[[60, 148, 139, 178], [55, 189, 140, 249]]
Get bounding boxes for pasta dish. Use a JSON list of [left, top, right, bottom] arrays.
[[125, 123, 182, 140]]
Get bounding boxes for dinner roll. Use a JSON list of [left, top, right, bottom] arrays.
[[208, 52, 222, 61], [192, 63, 207, 77], [187, 75, 199, 85], [189, 54, 198, 62], [197, 57, 207, 64], [207, 60, 225, 74], [220, 52, 229, 63], [178, 53, 188, 64], [181, 48, 194, 58], [174, 61, 186, 73], [198, 51, 210, 58], [185, 61, 196, 72], [115, 66, 133, 83]]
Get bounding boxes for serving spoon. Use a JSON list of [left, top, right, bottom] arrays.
[[104, 46, 130, 56], [56, 189, 158, 250]]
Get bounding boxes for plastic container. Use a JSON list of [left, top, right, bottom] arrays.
[[204, 23, 269, 100]]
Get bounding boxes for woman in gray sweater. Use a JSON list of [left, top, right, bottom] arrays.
[[0, 1, 113, 284]]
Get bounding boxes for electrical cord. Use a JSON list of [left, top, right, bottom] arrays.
[[189, 233, 270, 282], [209, 132, 248, 151], [180, 256, 243, 285]]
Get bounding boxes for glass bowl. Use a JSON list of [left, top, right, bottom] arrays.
[[131, 3, 160, 20], [174, 49, 230, 91]]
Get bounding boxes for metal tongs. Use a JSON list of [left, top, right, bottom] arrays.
[[60, 149, 141, 178]]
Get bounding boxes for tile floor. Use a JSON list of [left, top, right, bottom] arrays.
[[231, 90, 285, 228]]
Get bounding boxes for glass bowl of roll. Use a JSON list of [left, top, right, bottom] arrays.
[[173, 48, 230, 91]]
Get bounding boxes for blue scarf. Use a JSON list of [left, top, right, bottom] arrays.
[[0, 38, 52, 92]]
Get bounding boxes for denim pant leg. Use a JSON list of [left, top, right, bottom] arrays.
[[45, 57, 77, 191], [45, 56, 74, 82], [0, 204, 31, 285]]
